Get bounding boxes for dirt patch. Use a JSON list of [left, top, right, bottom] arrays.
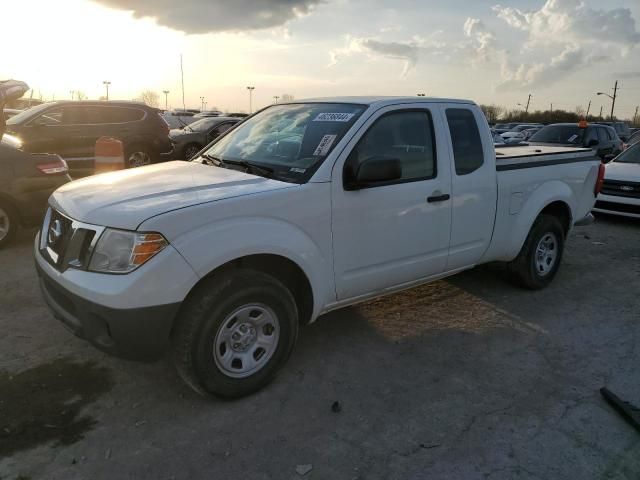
[[0, 358, 114, 457]]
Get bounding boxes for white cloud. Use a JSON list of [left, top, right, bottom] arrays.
[[328, 33, 445, 76], [493, 0, 640, 51], [463, 18, 497, 62], [94, 0, 324, 33]]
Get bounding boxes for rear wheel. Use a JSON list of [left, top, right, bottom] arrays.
[[508, 214, 565, 289], [125, 144, 153, 168], [0, 200, 18, 249], [171, 269, 299, 398]]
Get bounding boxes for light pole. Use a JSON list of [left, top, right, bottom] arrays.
[[273, 95, 280, 104], [162, 90, 169, 110], [200, 96, 205, 111], [585, 99, 591, 117], [634, 106, 639, 126], [597, 80, 618, 121], [70, 90, 75, 100], [599, 106, 603, 120], [246, 86, 255, 113], [103, 81, 111, 101], [417, 93, 426, 97]]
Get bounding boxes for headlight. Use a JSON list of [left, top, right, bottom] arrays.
[[88, 229, 168, 273]]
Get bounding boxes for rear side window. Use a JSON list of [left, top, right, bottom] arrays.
[[446, 108, 484, 175], [597, 128, 608, 143], [103, 107, 145, 123], [348, 110, 437, 183]]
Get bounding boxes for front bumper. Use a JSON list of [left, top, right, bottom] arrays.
[[34, 233, 198, 361], [593, 193, 640, 219]]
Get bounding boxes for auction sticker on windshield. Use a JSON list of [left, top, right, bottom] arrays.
[[313, 134, 337, 156], [314, 113, 355, 122]]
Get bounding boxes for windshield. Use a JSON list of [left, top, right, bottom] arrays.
[[186, 117, 223, 132], [198, 103, 366, 183], [5, 103, 52, 125], [614, 144, 640, 164], [529, 125, 585, 144]]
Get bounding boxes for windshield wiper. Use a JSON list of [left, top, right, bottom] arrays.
[[220, 159, 275, 177], [200, 153, 223, 166]]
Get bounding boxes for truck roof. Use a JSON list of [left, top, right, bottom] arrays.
[[291, 96, 476, 107]]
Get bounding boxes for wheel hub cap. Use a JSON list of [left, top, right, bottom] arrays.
[[213, 304, 280, 379], [535, 232, 558, 276]]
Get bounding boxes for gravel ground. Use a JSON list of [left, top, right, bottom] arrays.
[[0, 215, 639, 480]]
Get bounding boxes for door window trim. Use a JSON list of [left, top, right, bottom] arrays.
[[26, 104, 148, 127], [342, 108, 438, 190]]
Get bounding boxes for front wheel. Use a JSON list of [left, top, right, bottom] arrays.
[[508, 214, 565, 289], [0, 201, 18, 249], [171, 269, 299, 398]]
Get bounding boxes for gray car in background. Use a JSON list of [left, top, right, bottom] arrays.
[[170, 116, 240, 159]]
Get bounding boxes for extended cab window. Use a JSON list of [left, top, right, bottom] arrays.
[[346, 110, 436, 184], [446, 108, 484, 175]]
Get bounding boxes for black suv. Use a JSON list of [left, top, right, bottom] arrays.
[[528, 123, 623, 161], [5, 101, 173, 177]]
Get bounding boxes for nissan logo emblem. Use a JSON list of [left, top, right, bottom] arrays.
[[620, 185, 634, 192], [48, 219, 63, 245]]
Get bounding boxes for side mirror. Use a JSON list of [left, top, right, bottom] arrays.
[[602, 154, 616, 163], [345, 156, 402, 190], [587, 139, 599, 147]]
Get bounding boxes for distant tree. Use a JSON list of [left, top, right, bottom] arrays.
[[480, 104, 504, 123], [75, 91, 88, 101], [138, 90, 160, 108], [281, 93, 295, 102]]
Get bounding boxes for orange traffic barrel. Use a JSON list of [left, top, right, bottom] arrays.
[[95, 137, 124, 173]]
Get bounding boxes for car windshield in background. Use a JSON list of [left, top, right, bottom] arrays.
[[199, 103, 366, 183], [187, 117, 223, 132], [5, 103, 50, 125], [614, 144, 640, 164], [529, 125, 584, 145]]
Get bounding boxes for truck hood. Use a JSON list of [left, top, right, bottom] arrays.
[[50, 161, 296, 230], [605, 161, 640, 182]]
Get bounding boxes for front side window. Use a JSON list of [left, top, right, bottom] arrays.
[[34, 108, 64, 126], [597, 128, 608, 143], [345, 110, 436, 185], [529, 126, 584, 145], [201, 103, 366, 183], [446, 108, 484, 175]]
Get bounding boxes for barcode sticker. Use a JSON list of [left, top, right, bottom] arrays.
[[313, 113, 355, 122], [313, 134, 337, 156]]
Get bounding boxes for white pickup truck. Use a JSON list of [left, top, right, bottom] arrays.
[[35, 97, 604, 397]]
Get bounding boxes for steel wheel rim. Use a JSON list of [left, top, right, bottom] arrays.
[[0, 208, 9, 241], [128, 151, 151, 167], [535, 232, 558, 276], [213, 304, 280, 379], [185, 145, 200, 159]]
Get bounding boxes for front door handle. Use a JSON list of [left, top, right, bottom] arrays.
[[427, 193, 450, 203]]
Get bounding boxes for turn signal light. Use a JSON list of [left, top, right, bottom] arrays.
[[131, 233, 168, 265]]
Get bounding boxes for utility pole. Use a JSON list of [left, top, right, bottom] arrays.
[[102, 81, 111, 101], [70, 90, 75, 100], [586, 100, 591, 117], [273, 95, 279, 104], [162, 90, 169, 110], [599, 106, 603, 120], [597, 80, 618, 121], [246, 86, 255, 113], [550, 103, 553, 112], [525, 93, 531, 113], [634, 106, 639, 126]]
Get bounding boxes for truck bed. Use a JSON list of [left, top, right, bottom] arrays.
[[495, 145, 595, 171]]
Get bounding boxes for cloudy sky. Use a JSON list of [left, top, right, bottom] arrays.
[[3, 0, 640, 118]]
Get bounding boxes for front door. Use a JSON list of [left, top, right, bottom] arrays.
[[331, 106, 452, 300]]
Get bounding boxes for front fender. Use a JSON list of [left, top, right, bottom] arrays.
[[168, 216, 334, 320]]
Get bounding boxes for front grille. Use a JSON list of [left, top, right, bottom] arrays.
[[40, 208, 103, 271], [594, 201, 640, 215], [601, 180, 640, 199]]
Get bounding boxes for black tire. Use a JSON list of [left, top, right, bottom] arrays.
[[171, 268, 299, 398], [0, 200, 18, 249], [125, 144, 154, 168], [183, 143, 202, 160], [508, 214, 565, 290]]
